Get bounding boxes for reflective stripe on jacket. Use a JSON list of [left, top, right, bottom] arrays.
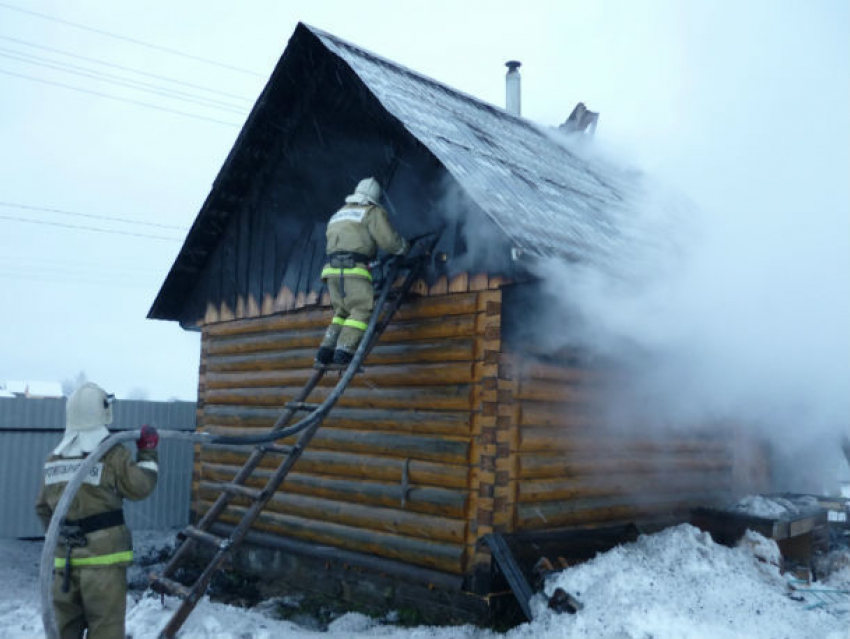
[[320, 266, 372, 281], [55, 550, 134, 568], [325, 203, 407, 258], [35, 444, 158, 567]]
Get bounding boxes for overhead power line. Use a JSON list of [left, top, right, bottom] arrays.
[[0, 47, 249, 114], [0, 201, 189, 230], [0, 35, 253, 102], [0, 214, 183, 241], [0, 2, 264, 77], [0, 67, 240, 127]]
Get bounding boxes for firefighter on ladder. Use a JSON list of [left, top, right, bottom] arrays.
[[316, 177, 409, 366], [35, 383, 159, 639]]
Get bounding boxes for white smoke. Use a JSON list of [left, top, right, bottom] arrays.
[[531, 138, 850, 490]]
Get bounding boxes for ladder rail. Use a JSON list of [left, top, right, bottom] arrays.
[[207, 253, 423, 448], [158, 391, 334, 636], [41, 244, 440, 639], [156, 367, 328, 579], [156, 241, 438, 638]]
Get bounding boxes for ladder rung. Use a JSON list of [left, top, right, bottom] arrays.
[[285, 401, 321, 411], [313, 362, 365, 373], [218, 481, 264, 501], [149, 574, 192, 599], [260, 443, 294, 455], [323, 363, 365, 372], [179, 525, 231, 551]]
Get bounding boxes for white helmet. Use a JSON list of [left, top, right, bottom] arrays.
[[54, 382, 113, 457], [353, 177, 381, 204]]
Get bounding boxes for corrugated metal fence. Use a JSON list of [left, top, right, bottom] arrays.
[[0, 396, 196, 538]]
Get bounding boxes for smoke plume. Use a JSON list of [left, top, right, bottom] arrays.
[[530, 136, 850, 491]]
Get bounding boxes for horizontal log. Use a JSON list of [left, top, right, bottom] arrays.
[[202, 426, 470, 464], [199, 481, 466, 544], [208, 327, 325, 356], [211, 524, 464, 591], [205, 339, 478, 373], [518, 403, 598, 428], [518, 453, 733, 479], [203, 405, 471, 437], [519, 361, 603, 384], [207, 315, 478, 357], [204, 361, 475, 390], [517, 471, 734, 503], [516, 379, 596, 404], [204, 384, 473, 411], [518, 432, 731, 454], [199, 444, 469, 489], [206, 306, 329, 337], [204, 503, 466, 574], [205, 292, 481, 338], [205, 341, 479, 375], [199, 464, 468, 518], [516, 492, 730, 530]]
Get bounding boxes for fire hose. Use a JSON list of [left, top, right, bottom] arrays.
[[40, 243, 432, 637], [39, 429, 208, 639]]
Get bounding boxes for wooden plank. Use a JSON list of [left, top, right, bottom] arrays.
[[206, 314, 478, 356], [205, 292, 481, 336], [202, 426, 470, 464], [516, 492, 731, 529], [518, 432, 731, 454], [518, 403, 597, 428], [207, 327, 325, 356], [518, 453, 733, 479], [469, 273, 489, 291], [393, 292, 478, 322], [203, 404, 472, 436], [448, 273, 468, 293], [516, 380, 595, 404], [201, 444, 470, 489], [198, 468, 468, 518], [520, 361, 601, 384], [517, 471, 734, 503], [204, 361, 475, 389], [428, 276, 448, 296], [198, 483, 466, 544], [204, 384, 474, 411], [207, 504, 466, 574], [206, 338, 478, 372]]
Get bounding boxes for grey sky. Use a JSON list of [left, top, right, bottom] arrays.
[[0, 0, 847, 401]]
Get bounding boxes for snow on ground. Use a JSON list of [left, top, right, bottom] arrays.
[[1, 524, 848, 639], [733, 495, 822, 519]]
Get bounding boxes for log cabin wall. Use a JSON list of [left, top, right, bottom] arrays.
[[500, 354, 748, 532], [192, 277, 507, 577]]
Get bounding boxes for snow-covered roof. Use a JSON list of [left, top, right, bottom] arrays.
[[307, 24, 642, 260], [1, 380, 63, 398], [150, 22, 653, 321]]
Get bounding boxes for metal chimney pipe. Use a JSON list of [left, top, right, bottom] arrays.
[[505, 60, 521, 116]]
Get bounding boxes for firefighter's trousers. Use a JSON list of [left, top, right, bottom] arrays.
[[321, 275, 374, 355], [53, 565, 127, 639]]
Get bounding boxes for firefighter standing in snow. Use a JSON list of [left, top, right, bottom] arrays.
[[317, 177, 409, 366], [35, 383, 158, 639]]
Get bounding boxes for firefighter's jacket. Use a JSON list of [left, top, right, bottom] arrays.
[[322, 203, 407, 282], [35, 445, 158, 569]]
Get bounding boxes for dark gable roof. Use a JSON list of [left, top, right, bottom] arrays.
[[149, 22, 646, 321], [308, 25, 643, 259]]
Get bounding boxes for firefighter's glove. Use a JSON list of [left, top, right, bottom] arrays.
[[136, 424, 159, 450]]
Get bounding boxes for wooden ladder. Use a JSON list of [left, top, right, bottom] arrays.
[[149, 252, 430, 638]]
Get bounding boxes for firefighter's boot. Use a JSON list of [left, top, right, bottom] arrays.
[[316, 321, 343, 365]]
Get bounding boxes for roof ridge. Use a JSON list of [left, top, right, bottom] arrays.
[[301, 22, 535, 130]]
